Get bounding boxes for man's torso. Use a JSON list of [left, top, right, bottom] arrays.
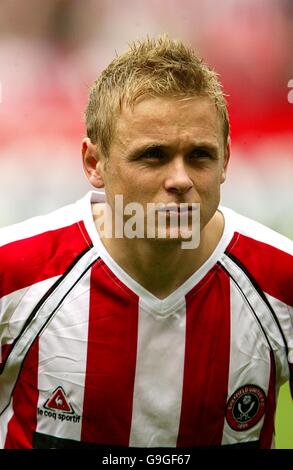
[[1, 192, 292, 448]]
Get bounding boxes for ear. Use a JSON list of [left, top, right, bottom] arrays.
[[81, 137, 105, 188], [220, 137, 231, 184]]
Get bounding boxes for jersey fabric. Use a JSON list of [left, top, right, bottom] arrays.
[[0, 191, 292, 449]]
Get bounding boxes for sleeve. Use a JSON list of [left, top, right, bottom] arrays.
[[0, 287, 29, 366], [0, 230, 29, 365], [268, 295, 293, 399]]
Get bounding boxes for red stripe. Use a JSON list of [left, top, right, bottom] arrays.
[[81, 261, 139, 446], [259, 352, 276, 448], [177, 267, 231, 447], [0, 343, 12, 366], [4, 339, 39, 448], [0, 221, 91, 298], [227, 233, 293, 307]]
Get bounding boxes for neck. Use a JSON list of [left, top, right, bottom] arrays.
[[92, 204, 225, 299]]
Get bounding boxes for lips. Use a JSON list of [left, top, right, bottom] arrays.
[[156, 204, 194, 213]]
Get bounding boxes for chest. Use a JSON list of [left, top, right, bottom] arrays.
[[33, 277, 275, 447]]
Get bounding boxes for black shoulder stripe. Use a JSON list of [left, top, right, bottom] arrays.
[[225, 251, 289, 357], [217, 261, 274, 355]]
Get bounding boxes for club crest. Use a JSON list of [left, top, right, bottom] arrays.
[[226, 385, 266, 431]]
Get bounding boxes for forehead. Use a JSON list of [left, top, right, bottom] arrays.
[[112, 95, 223, 150]]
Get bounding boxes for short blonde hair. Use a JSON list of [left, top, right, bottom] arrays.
[[85, 35, 229, 156]]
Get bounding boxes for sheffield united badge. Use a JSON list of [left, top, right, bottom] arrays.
[[226, 385, 266, 431]]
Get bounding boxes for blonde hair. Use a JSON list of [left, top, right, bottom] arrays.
[[85, 35, 229, 156]]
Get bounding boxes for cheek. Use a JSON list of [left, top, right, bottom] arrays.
[[195, 172, 222, 216], [197, 175, 222, 226], [195, 171, 221, 195], [105, 167, 149, 203]]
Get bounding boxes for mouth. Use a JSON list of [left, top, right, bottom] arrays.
[[156, 204, 197, 214]]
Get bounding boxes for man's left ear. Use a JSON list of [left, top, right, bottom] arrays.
[[220, 137, 231, 184], [81, 137, 105, 188]]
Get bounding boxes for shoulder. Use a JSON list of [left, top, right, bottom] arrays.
[[222, 207, 293, 255], [221, 207, 293, 306], [0, 199, 83, 247], [0, 199, 92, 298]]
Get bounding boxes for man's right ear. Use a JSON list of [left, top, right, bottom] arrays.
[[81, 137, 105, 188]]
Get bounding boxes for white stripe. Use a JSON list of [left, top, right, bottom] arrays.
[[129, 300, 186, 447], [221, 280, 271, 445], [0, 399, 14, 448], [36, 271, 91, 442]]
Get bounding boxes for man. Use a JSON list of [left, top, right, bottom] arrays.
[[0, 36, 292, 449]]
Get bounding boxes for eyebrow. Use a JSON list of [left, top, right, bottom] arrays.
[[128, 141, 220, 159]]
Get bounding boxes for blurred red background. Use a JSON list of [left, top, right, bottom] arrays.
[[0, 0, 292, 232]]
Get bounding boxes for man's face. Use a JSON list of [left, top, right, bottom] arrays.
[[93, 95, 229, 236]]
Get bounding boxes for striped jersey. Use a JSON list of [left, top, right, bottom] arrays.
[[0, 191, 292, 449]]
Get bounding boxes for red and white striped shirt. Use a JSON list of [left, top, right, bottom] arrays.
[[0, 191, 292, 449]]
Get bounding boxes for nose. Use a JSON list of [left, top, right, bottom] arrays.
[[163, 157, 193, 194]]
